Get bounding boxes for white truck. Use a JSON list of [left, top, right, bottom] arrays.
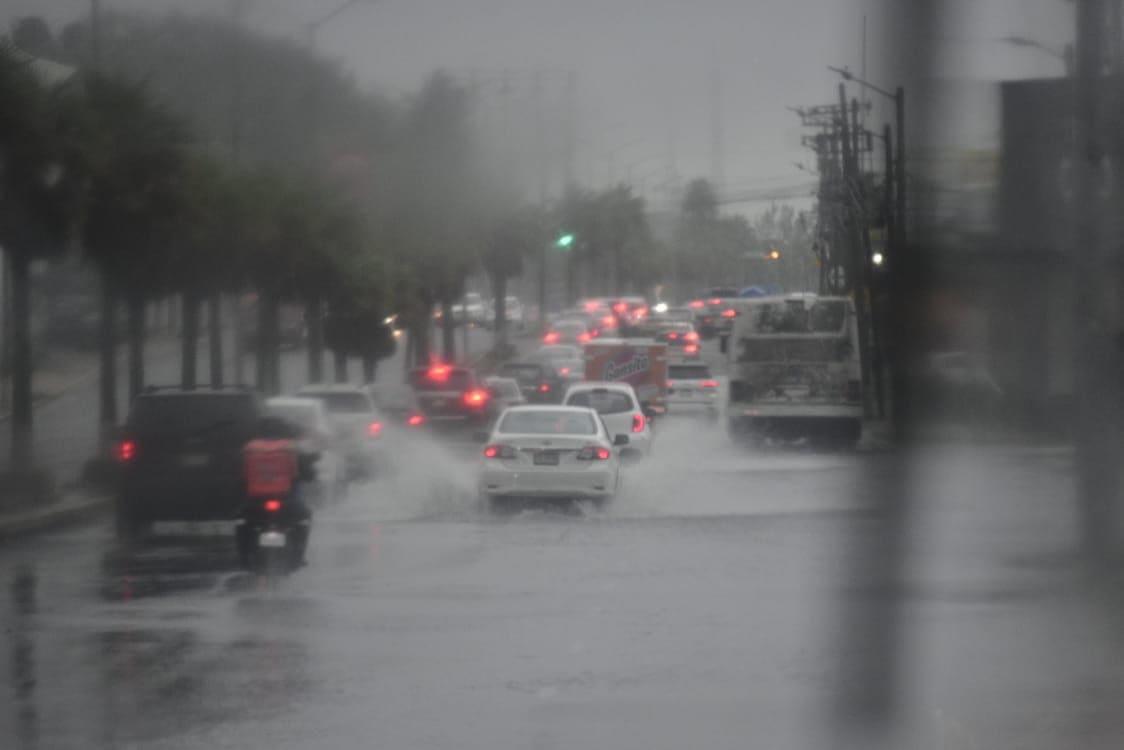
[[725, 294, 863, 447]]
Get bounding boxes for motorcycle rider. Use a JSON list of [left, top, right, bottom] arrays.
[[237, 416, 313, 568]]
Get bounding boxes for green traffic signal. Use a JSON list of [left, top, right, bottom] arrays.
[[555, 233, 575, 249]]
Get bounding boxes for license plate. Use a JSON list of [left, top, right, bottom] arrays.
[[259, 531, 286, 548], [180, 453, 209, 467], [533, 451, 560, 466]]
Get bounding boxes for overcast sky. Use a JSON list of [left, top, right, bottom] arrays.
[[5, 0, 1074, 210]]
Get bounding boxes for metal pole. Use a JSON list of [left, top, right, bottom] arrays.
[[894, 87, 906, 247]]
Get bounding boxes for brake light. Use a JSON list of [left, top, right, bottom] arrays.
[[484, 444, 517, 459], [577, 445, 612, 461], [428, 363, 451, 381], [613, 302, 627, 314], [689, 300, 705, 309], [116, 439, 137, 462], [708, 298, 722, 305], [685, 331, 699, 342], [264, 499, 282, 513], [538, 382, 551, 393], [578, 332, 591, 344], [667, 380, 675, 388], [543, 331, 560, 344], [368, 421, 383, 437], [464, 389, 490, 407], [667, 332, 678, 340], [583, 301, 600, 312], [601, 315, 617, 328], [635, 307, 648, 318], [701, 379, 719, 388], [559, 367, 570, 376], [632, 414, 645, 433], [684, 344, 699, 354], [407, 414, 425, 427], [721, 308, 737, 318]]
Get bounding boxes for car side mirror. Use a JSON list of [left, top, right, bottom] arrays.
[[613, 434, 630, 446]]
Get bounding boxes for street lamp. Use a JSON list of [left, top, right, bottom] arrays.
[[998, 35, 1073, 75]]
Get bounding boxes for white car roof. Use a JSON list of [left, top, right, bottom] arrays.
[[267, 396, 325, 411], [297, 384, 368, 395]]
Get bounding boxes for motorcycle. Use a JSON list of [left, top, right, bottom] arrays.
[[236, 424, 318, 575]]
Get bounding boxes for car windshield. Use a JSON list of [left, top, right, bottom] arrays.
[[300, 391, 372, 413], [536, 346, 580, 361], [497, 410, 597, 435], [565, 389, 634, 415], [267, 402, 320, 430], [669, 364, 711, 380]]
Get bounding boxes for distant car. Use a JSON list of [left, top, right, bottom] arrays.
[[498, 361, 564, 403], [486, 295, 525, 330], [665, 362, 720, 419], [562, 381, 654, 457], [689, 287, 741, 339], [551, 357, 584, 388], [657, 322, 702, 359], [532, 344, 583, 366], [265, 396, 347, 504], [115, 387, 264, 539], [543, 320, 591, 346], [477, 405, 626, 508], [407, 363, 498, 433], [366, 382, 428, 431], [485, 376, 527, 412], [296, 385, 386, 479]]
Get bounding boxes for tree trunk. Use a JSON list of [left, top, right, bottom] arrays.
[[208, 293, 223, 387], [441, 298, 455, 362], [181, 290, 199, 390], [98, 270, 118, 442], [362, 355, 376, 384], [491, 273, 508, 353], [306, 297, 324, 384], [126, 292, 145, 401], [333, 350, 348, 383], [9, 252, 32, 468]]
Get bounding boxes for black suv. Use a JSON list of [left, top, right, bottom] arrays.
[[407, 365, 498, 432], [115, 387, 263, 538]]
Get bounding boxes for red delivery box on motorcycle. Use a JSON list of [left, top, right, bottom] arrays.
[[243, 439, 297, 497]]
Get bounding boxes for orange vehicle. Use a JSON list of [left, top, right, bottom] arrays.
[[582, 339, 668, 414]]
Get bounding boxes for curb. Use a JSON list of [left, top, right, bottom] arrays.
[[0, 492, 111, 542]]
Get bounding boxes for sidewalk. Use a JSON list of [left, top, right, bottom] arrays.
[[0, 488, 110, 541]]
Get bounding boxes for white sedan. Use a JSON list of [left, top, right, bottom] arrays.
[[562, 381, 654, 457], [477, 405, 627, 508]]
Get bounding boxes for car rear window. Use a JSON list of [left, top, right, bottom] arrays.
[[369, 385, 418, 411], [408, 370, 472, 392], [267, 403, 320, 430], [300, 392, 372, 413], [498, 410, 597, 435], [565, 389, 634, 415], [669, 364, 711, 380], [499, 364, 544, 384], [129, 394, 256, 436]]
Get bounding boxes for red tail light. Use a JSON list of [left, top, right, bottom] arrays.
[[559, 367, 571, 376], [577, 445, 612, 461], [685, 331, 699, 342], [543, 332, 560, 344], [577, 332, 591, 344], [484, 444, 517, 459], [632, 414, 646, 433], [635, 307, 648, 318], [116, 440, 137, 462], [667, 380, 676, 388], [407, 414, 425, 427], [613, 302, 627, 314], [666, 332, 678, 340], [601, 315, 617, 328], [689, 300, 705, 309], [708, 298, 722, 305], [427, 363, 451, 381], [464, 389, 490, 407], [721, 308, 737, 318], [684, 344, 699, 355], [583, 301, 600, 312], [263, 499, 282, 513], [701, 379, 719, 388], [368, 421, 383, 437], [538, 382, 551, 393]]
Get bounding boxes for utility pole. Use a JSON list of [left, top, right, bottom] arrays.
[[229, 0, 248, 386]]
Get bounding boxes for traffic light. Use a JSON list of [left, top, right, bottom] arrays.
[[555, 233, 575, 249]]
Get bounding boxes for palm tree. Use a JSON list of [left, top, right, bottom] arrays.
[[0, 47, 82, 466]]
